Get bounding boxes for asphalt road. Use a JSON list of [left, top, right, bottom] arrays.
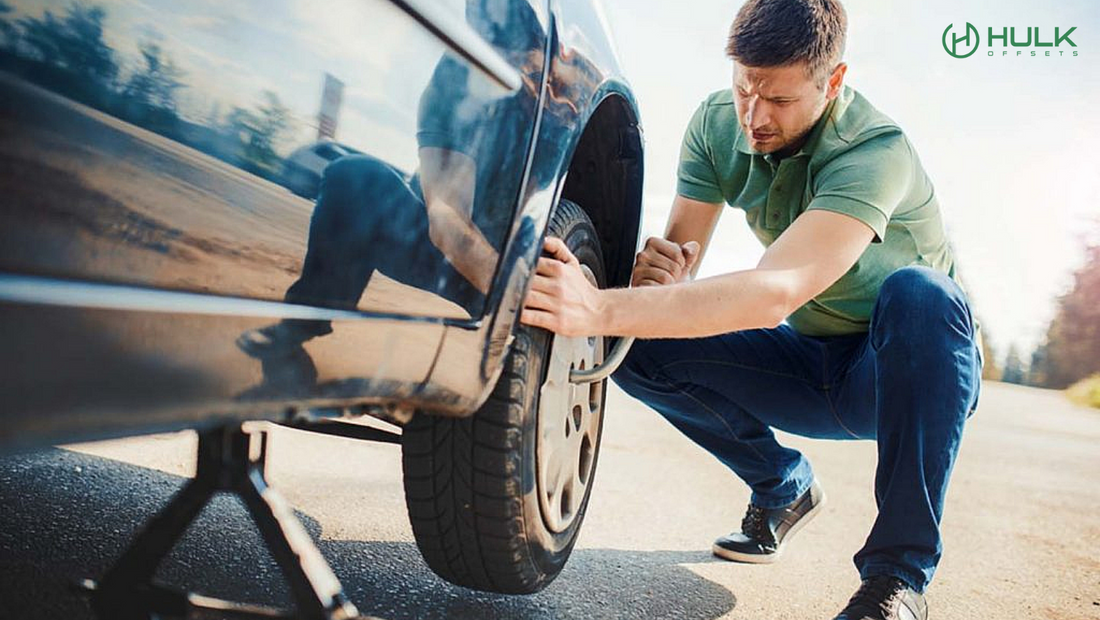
[[1, 381, 1097, 619]]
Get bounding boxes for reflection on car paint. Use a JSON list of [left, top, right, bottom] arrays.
[[0, 0, 643, 444], [0, 0, 541, 320], [232, 0, 549, 396]]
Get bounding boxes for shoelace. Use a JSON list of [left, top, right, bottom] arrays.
[[843, 576, 907, 618], [740, 504, 773, 542]]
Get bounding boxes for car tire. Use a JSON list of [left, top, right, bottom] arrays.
[[401, 198, 608, 594]]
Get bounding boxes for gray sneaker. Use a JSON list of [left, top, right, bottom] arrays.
[[711, 479, 825, 563]]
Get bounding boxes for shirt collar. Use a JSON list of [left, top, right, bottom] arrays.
[[733, 85, 850, 159]]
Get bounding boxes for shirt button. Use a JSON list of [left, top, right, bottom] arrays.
[[774, 184, 783, 191], [770, 213, 778, 220]]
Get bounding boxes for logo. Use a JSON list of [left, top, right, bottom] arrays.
[[943, 22, 980, 58], [942, 24, 1080, 59]]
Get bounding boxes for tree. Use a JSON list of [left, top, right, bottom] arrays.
[[1026, 343, 1048, 387], [122, 41, 185, 112], [1001, 344, 1027, 385], [978, 321, 1001, 381], [1038, 242, 1100, 388], [18, 3, 117, 87], [227, 91, 293, 176], [0, 1, 16, 50]]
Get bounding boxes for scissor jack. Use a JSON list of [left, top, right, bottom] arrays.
[[79, 422, 371, 620]]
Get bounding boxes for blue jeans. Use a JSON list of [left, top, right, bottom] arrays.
[[282, 154, 486, 335], [610, 266, 982, 593]]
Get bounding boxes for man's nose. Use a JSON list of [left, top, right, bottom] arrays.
[[745, 96, 770, 129]]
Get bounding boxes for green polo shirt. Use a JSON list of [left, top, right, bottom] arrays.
[[678, 84, 969, 338]]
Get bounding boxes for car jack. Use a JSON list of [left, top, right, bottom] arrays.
[[78, 422, 370, 620]]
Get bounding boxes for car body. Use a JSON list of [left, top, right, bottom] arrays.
[[0, 0, 644, 597], [0, 0, 642, 450]]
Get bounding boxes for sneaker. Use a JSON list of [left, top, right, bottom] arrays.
[[833, 575, 928, 620], [711, 479, 825, 563]]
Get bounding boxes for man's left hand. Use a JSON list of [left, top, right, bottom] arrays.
[[519, 237, 606, 337]]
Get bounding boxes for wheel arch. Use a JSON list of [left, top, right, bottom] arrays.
[[426, 85, 645, 416], [559, 91, 644, 290]]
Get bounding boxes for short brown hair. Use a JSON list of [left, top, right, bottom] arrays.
[[726, 0, 847, 86]]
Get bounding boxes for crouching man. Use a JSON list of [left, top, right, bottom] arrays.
[[519, 0, 982, 618]]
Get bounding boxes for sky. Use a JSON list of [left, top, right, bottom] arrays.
[[600, 0, 1100, 360], [8, 0, 470, 172]]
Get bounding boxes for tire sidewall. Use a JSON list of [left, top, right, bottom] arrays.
[[517, 200, 608, 577]]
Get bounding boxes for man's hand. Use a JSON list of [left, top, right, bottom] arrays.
[[631, 237, 701, 287], [519, 237, 605, 337]]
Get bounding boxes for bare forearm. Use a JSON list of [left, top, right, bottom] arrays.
[[599, 269, 791, 338], [663, 196, 723, 279], [427, 206, 498, 294], [418, 147, 499, 294]]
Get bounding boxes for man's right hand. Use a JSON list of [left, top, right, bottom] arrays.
[[631, 237, 701, 287]]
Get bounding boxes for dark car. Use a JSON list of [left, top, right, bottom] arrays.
[[0, 0, 643, 613]]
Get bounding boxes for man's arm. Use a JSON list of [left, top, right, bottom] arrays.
[[633, 195, 723, 286], [666, 195, 724, 279], [520, 209, 875, 338], [603, 210, 874, 337], [418, 146, 499, 294]]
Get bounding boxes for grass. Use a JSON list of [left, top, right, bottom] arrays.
[[1066, 374, 1100, 409]]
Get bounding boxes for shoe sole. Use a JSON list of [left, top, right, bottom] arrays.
[[711, 487, 827, 564]]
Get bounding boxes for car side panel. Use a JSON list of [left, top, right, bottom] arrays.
[[0, 0, 550, 449], [0, 0, 538, 320], [0, 298, 445, 451]]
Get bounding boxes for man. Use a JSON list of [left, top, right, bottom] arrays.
[[519, 0, 982, 618]]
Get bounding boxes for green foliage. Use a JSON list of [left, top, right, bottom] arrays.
[[1066, 375, 1100, 409], [123, 41, 185, 111], [978, 322, 1001, 381], [1, 2, 297, 179], [17, 3, 117, 86], [226, 91, 293, 177], [1001, 344, 1027, 385]]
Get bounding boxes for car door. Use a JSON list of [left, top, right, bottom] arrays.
[[0, 0, 549, 447]]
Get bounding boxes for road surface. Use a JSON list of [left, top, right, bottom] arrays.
[[1, 381, 1097, 619]]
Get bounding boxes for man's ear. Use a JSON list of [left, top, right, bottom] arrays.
[[826, 62, 847, 99]]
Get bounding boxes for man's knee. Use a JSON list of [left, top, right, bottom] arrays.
[[317, 154, 408, 207], [872, 266, 974, 348], [312, 154, 424, 241], [880, 266, 961, 303]]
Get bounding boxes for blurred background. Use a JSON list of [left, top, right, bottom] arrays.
[[600, 0, 1100, 406]]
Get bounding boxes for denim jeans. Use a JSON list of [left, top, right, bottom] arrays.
[[281, 154, 486, 338], [610, 265, 982, 593]]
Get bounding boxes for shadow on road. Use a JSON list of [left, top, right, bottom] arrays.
[[0, 448, 736, 619]]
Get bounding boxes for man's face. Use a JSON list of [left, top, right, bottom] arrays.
[[733, 60, 845, 156]]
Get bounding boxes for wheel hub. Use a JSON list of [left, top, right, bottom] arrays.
[[536, 264, 604, 533]]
